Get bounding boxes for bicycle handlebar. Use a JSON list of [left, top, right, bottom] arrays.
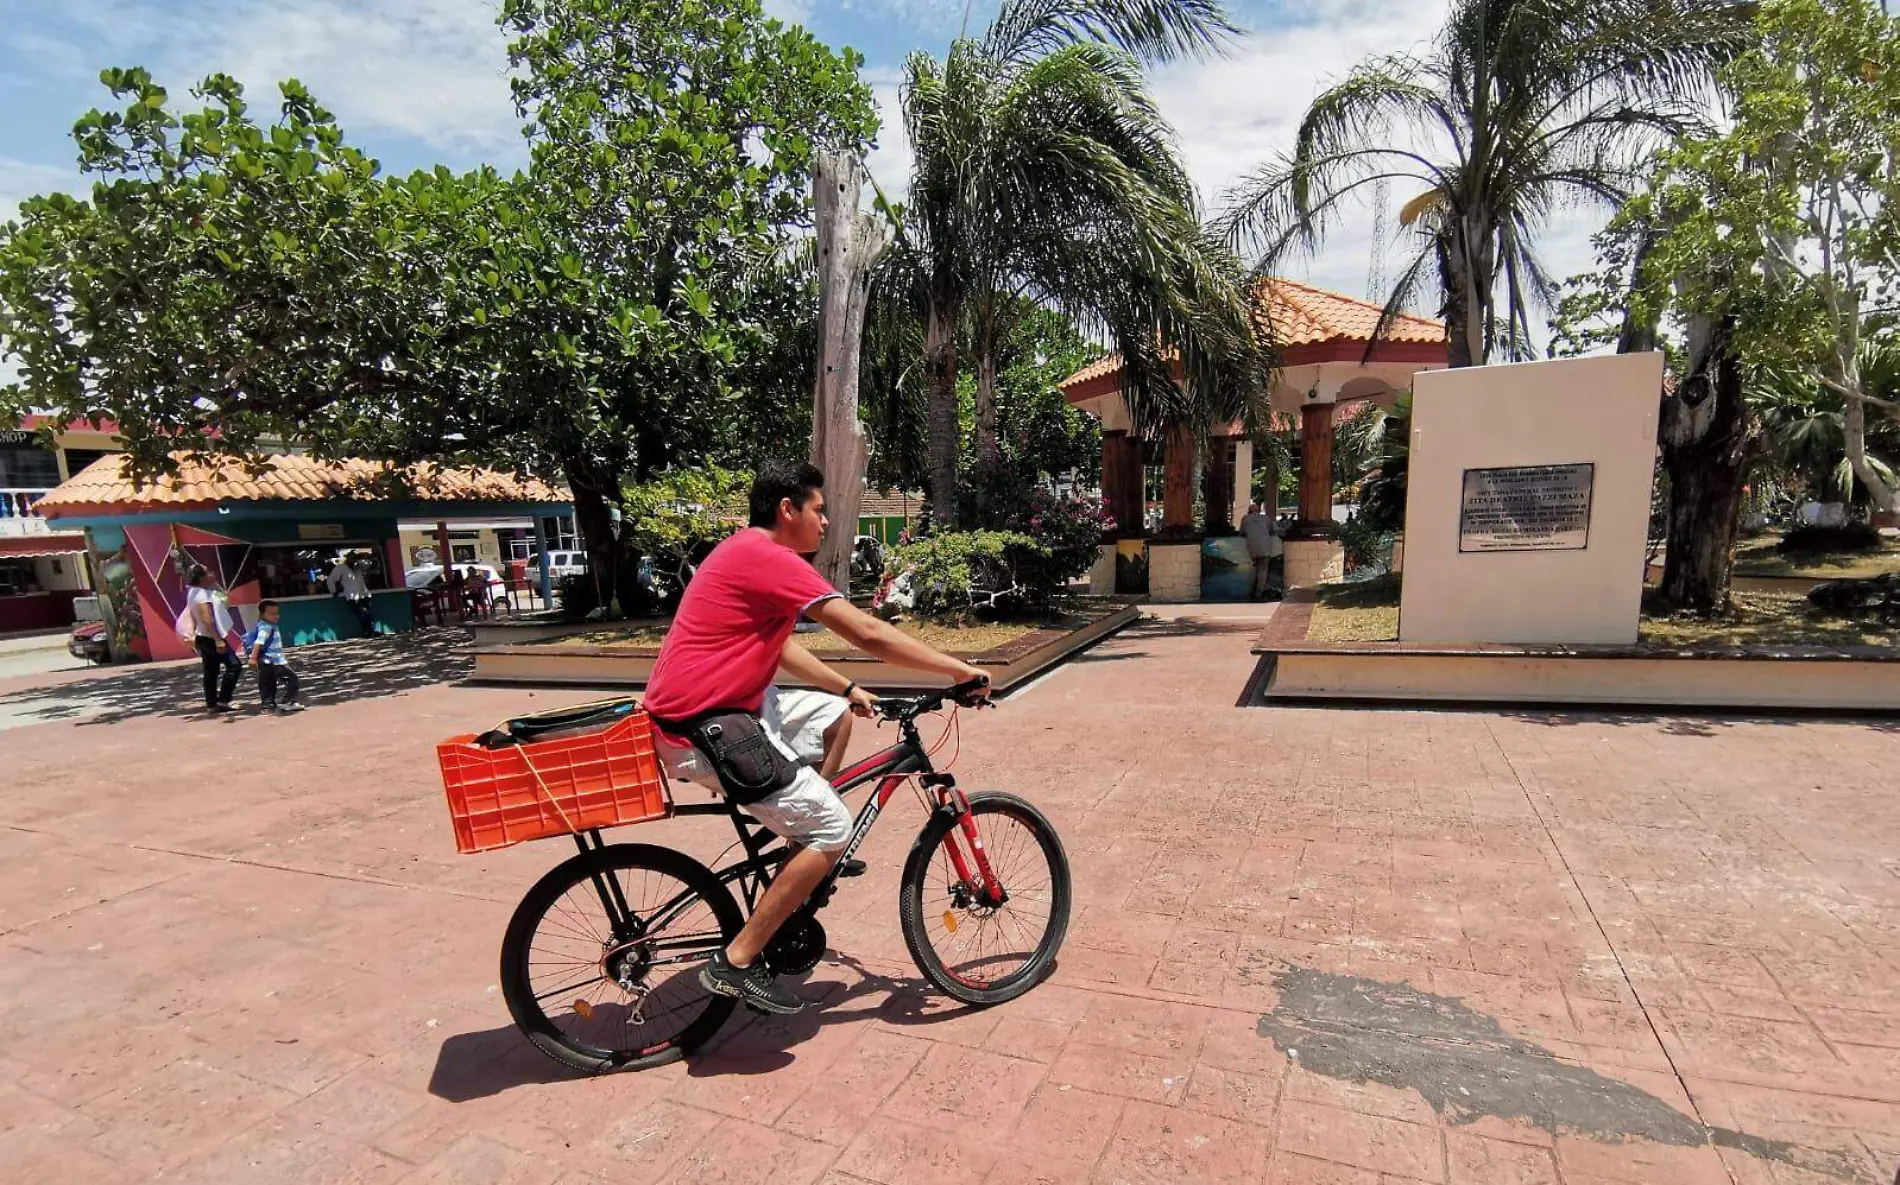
[[875, 675, 992, 723]]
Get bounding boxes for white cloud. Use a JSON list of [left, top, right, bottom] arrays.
[[862, 65, 912, 205], [64, 0, 522, 164], [0, 158, 83, 223], [762, 0, 815, 24]]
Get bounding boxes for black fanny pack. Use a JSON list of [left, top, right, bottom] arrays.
[[650, 708, 798, 805]]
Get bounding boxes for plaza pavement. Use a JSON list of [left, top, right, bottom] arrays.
[[1, 610, 1897, 1184]]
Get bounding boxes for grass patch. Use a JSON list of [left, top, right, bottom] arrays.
[[1307, 574, 1402, 643], [1731, 532, 1900, 580], [1300, 573, 1900, 648], [1639, 591, 1900, 648]]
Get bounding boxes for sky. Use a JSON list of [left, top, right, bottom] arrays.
[[0, 0, 1607, 317]]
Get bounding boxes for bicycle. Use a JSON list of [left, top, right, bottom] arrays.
[[496, 677, 1072, 1074]]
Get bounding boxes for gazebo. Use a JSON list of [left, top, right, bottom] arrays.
[[1058, 278, 1447, 598]]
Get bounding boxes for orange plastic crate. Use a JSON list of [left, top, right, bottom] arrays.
[[438, 710, 671, 854]]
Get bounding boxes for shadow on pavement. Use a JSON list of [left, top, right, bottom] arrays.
[[0, 627, 475, 728], [426, 952, 1014, 1100]]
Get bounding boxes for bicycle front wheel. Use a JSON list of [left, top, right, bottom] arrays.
[[899, 791, 1071, 1006], [499, 843, 742, 1074]]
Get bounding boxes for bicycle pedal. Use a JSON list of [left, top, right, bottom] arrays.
[[838, 858, 866, 879]]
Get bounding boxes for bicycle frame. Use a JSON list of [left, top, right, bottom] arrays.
[[570, 707, 1007, 960]]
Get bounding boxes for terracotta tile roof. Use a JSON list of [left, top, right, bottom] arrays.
[[1058, 278, 1446, 395], [1254, 278, 1444, 347], [859, 490, 923, 519], [34, 453, 568, 520]]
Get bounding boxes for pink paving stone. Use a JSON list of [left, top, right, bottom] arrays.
[[774, 1028, 932, 1148], [876, 1042, 1046, 1132], [1094, 1098, 1270, 1184], [1444, 1133, 1560, 1185], [2, 613, 1899, 1184], [834, 1115, 1000, 1183], [1277, 1101, 1445, 1183], [1002, 1083, 1126, 1166]]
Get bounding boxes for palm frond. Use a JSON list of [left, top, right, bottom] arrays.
[[984, 0, 1237, 67]]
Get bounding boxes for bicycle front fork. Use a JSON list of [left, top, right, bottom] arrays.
[[925, 777, 1008, 907]]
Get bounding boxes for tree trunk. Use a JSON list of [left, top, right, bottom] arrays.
[[808, 153, 894, 592], [974, 334, 1001, 465], [1439, 235, 1478, 369], [1202, 434, 1235, 535], [923, 298, 961, 529], [1656, 312, 1754, 613], [564, 453, 624, 616], [1841, 390, 1900, 514]]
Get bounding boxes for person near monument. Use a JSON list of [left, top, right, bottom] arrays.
[[1241, 502, 1279, 599]]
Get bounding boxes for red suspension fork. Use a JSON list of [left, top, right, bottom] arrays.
[[938, 788, 1006, 905]]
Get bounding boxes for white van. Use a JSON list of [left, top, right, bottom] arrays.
[[539, 550, 588, 578]]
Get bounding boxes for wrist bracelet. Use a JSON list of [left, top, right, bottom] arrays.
[[842, 681, 857, 698]]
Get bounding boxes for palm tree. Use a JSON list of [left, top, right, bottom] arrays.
[[1218, 0, 1751, 367], [897, 0, 1252, 522]]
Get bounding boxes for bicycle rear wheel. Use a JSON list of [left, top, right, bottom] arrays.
[[500, 843, 742, 1073], [899, 791, 1071, 1006]]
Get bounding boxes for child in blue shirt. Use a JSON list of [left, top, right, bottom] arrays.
[[246, 600, 303, 713]]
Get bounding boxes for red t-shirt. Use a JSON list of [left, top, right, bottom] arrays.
[[644, 528, 841, 723]]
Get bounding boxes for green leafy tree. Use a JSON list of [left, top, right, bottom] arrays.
[[2, 0, 877, 612], [1643, 0, 1900, 512], [1220, 0, 1750, 366], [1558, 0, 1900, 611], [496, 0, 875, 591]]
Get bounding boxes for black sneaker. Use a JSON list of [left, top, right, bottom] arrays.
[[206, 703, 234, 715], [838, 858, 867, 878], [699, 950, 805, 1015]]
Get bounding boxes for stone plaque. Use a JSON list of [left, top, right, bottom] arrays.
[[1458, 463, 1594, 553]]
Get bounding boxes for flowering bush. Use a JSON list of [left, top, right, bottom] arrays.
[[887, 530, 1038, 615]]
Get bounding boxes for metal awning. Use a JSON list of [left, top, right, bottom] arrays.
[[0, 533, 88, 559]]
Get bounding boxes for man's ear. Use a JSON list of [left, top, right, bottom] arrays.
[[778, 497, 796, 524]]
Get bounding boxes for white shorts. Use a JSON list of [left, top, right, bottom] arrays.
[[654, 687, 854, 852]]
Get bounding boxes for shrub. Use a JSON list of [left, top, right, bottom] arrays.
[[952, 457, 1110, 601], [1338, 514, 1394, 573], [556, 571, 598, 620], [1778, 520, 1881, 554], [888, 530, 1038, 615]]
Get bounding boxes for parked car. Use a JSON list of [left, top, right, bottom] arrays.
[[404, 563, 504, 591], [535, 550, 588, 578], [69, 619, 110, 664]]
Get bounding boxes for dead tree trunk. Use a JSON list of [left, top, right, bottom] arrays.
[[809, 152, 894, 592]]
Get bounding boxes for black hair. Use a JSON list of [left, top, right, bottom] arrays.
[[187, 564, 209, 586], [258, 599, 279, 614], [748, 461, 825, 529]]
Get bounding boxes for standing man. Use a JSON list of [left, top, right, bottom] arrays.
[[183, 565, 242, 714], [644, 461, 990, 1017], [1241, 501, 1276, 600], [325, 552, 375, 635]]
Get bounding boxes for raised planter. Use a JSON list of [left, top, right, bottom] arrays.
[[471, 604, 1139, 692], [1248, 592, 1900, 712], [467, 613, 666, 647]]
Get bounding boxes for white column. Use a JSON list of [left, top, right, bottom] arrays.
[[1231, 438, 1253, 528]]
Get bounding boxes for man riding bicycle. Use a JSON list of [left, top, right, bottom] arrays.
[[644, 461, 989, 1016]]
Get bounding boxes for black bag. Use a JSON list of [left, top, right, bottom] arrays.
[[659, 709, 799, 805]]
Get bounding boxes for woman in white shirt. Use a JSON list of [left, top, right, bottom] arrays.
[[185, 565, 242, 713]]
